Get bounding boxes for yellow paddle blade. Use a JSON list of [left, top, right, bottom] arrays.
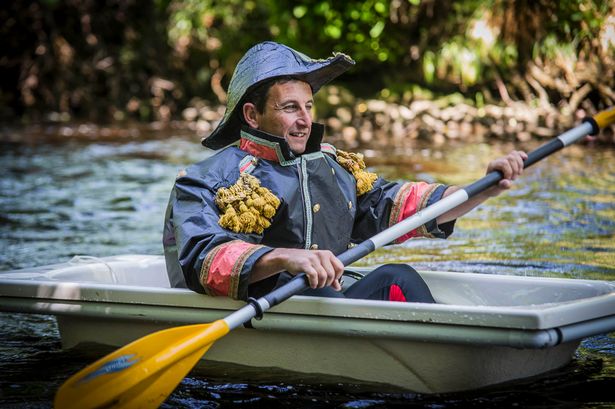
[[55, 319, 230, 409], [594, 107, 615, 129]]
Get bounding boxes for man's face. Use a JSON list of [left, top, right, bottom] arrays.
[[252, 80, 314, 154]]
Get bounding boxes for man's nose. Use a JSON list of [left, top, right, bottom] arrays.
[[297, 107, 312, 125]]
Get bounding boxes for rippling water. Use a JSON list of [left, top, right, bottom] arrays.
[[1, 127, 614, 408]]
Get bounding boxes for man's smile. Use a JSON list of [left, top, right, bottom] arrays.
[[288, 131, 307, 138]]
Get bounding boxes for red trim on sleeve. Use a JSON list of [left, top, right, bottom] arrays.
[[200, 240, 264, 298], [389, 182, 440, 243]]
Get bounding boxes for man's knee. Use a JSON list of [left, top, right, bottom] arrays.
[[377, 263, 435, 303], [373, 263, 420, 281]]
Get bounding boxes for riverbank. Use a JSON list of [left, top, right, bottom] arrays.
[[315, 89, 615, 147], [2, 94, 613, 147]]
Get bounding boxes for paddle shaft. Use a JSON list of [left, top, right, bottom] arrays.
[[223, 114, 610, 330]]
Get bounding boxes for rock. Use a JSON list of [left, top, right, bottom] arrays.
[[196, 120, 211, 133], [398, 105, 415, 120], [366, 99, 387, 112], [182, 107, 198, 121], [342, 126, 358, 146], [200, 108, 220, 121], [516, 131, 532, 142], [326, 117, 343, 132], [409, 100, 432, 113], [336, 107, 353, 124], [432, 133, 446, 146], [359, 122, 373, 142], [327, 94, 341, 105]]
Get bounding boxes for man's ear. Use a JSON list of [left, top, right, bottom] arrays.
[[242, 103, 259, 129]]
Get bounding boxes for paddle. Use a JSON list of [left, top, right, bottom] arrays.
[[55, 107, 614, 409]]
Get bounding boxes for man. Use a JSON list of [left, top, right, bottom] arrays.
[[163, 41, 526, 302]]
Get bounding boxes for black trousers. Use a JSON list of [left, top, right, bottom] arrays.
[[273, 264, 436, 303]]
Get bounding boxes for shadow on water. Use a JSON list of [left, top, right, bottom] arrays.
[[0, 129, 614, 407]]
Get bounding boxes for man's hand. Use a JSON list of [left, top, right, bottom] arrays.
[[485, 150, 528, 196], [250, 248, 344, 291]]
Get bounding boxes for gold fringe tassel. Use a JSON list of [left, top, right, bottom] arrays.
[[336, 150, 378, 196], [215, 173, 281, 234]]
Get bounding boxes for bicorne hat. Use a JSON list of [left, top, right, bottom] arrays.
[[201, 41, 355, 149]]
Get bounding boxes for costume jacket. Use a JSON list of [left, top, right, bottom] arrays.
[[163, 124, 454, 300]]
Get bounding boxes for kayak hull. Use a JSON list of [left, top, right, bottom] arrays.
[[53, 314, 579, 393], [0, 255, 613, 393]]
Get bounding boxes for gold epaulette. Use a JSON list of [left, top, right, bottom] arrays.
[[336, 149, 378, 196], [215, 173, 280, 234]]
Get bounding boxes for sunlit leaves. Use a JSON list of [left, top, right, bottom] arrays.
[[369, 21, 385, 39], [422, 51, 436, 84], [167, 0, 264, 54], [325, 24, 342, 39], [293, 5, 308, 19], [163, 0, 611, 100]]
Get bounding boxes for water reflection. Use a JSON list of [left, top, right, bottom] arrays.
[[356, 142, 615, 282], [1, 137, 207, 269]]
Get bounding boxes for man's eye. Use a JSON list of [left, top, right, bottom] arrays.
[[282, 105, 298, 112]]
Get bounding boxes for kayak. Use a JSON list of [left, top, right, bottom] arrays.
[[0, 254, 614, 393]]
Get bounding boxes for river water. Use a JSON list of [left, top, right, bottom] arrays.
[[1, 125, 614, 408]]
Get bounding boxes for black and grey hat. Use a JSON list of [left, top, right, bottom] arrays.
[[202, 41, 355, 149]]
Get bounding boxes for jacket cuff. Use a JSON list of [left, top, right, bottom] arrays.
[[390, 182, 453, 243], [421, 185, 456, 239], [200, 240, 273, 300]]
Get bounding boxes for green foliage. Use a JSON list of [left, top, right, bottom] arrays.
[[165, 0, 271, 86], [266, 0, 396, 63], [260, 0, 613, 97], [2, 0, 613, 122]]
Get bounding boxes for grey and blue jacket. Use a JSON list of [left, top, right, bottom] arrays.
[[163, 124, 453, 300]]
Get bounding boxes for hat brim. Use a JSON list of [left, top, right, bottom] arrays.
[[202, 51, 354, 150]]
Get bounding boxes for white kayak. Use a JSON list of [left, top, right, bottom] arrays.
[[0, 254, 614, 393]]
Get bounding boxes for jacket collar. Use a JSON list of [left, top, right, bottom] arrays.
[[239, 123, 325, 164]]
